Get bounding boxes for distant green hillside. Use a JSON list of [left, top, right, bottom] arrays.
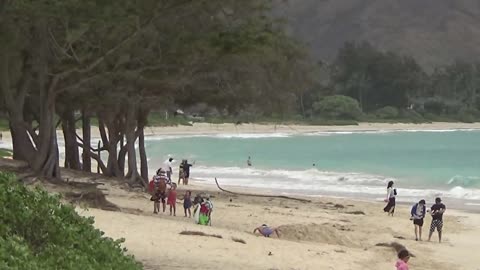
[[275, 0, 480, 68]]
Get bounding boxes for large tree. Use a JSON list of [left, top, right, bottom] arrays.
[[1, 0, 312, 182]]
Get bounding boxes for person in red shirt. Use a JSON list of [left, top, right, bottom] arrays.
[[167, 184, 178, 216]]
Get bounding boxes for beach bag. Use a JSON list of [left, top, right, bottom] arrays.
[[199, 214, 209, 225], [394, 189, 397, 196], [148, 180, 155, 193]]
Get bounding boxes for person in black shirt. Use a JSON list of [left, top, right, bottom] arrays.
[[183, 160, 193, 185], [428, 197, 446, 243]]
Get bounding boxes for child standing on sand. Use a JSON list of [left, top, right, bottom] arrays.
[[183, 190, 192, 217], [167, 184, 177, 216], [395, 249, 410, 270]]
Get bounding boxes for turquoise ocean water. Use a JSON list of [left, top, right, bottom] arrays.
[[145, 130, 480, 209]]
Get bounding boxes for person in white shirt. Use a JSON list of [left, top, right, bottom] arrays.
[[383, 180, 396, 216], [164, 157, 174, 181]]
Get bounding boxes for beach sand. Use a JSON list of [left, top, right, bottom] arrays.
[[2, 123, 480, 269], [70, 178, 479, 270], [141, 122, 480, 136], [2, 122, 480, 143]]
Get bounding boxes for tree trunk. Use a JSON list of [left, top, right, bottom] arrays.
[[1, 21, 60, 179], [118, 141, 127, 175], [82, 110, 92, 172], [62, 109, 80, 169], [125, 105, 139, 181], [139, 126, 148, 183], [107, 131, 122, 177], [299, 92, 306, 119]]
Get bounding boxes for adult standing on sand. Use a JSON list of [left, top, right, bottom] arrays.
[[182, 159, 193, 185], [383, 180, 396, 216], [410, 199, 426, 241], [164, 157, 174, 182], [157, 171, 168, 213], [428, 197, 446, 243]]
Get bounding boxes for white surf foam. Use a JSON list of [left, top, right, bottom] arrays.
[[145, 133, 291, 141], [306, 129, 480, 136], [190, 165, 480, 201]]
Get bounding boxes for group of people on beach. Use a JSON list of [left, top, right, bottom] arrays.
[[383, 180, 447, 243], [383, 180, 447, 269], [148, 157, 213, 225]]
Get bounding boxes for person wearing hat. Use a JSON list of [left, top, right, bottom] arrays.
[[410, 199, 426, 241], [428, 197, 446, 243]]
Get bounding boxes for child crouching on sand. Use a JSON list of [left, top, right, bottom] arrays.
[[183, 190, 192, 217], [396, 249, 410, 270], [167, 184, 177, 216]]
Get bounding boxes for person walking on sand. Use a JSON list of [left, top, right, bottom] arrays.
[[428, 197, 446, 243], [167, 183, 177, 216], [254, 224, 280, 238], [410, 199, 426, 241], [183, 190, 192, 217], [383, 180, 396, 216], [395, 249, 410, 270]]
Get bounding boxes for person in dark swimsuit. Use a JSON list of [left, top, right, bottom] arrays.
[[182, 160, 193, 185], [254, 224, 280, 238], [183, 190, 192, 217]]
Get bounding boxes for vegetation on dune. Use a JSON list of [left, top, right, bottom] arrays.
[[0, 172, 141, 270]]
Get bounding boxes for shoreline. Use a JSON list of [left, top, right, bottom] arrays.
[[141, 122, 480, 136], [1, 122, 480, 143], [191, 179, 480, 213]]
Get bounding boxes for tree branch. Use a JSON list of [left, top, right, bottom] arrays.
[[76, 133, 107, 152], [88, 151, 107, 175], [54, 17, 155, 81], [214, 178, 311, 203]]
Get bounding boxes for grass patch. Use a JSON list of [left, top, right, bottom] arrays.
[[147, 112, 192, 127], [0, 148, 13, 158], [0, 118, 9, 131], [179, 231, 223, 239]]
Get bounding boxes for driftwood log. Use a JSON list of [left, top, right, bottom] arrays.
[[214, 178, 311, 203]]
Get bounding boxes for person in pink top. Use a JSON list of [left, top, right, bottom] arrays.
[[396, 249, 410, 270]]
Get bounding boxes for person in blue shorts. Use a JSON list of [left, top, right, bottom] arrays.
[[254, 224, 280, 238]]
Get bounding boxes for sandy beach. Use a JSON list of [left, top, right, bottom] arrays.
[[2, 122, 480, 144], [141, 122, 480, 136], [2, 122, 480, 269], [69, 178, 479, 270]]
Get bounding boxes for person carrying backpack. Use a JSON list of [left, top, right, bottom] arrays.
[[410, 199, 426, 241]]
